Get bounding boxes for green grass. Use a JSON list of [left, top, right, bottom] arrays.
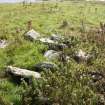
[[0, 1, 105, 104], [0, 1, 105, 38]]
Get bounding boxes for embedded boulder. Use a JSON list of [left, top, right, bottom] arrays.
[[74, 49, 92, 63], [44, 50, 61, 61], [39, 38, 57, 44], [25, 29, 40, 41], [34, 62, 58, 72], [48, 43, 68, 51], [50, 34, 64, 42], [6, 66, 41, 81]]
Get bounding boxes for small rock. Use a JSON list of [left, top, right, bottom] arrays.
[[0, 40, 8, 48], [48, 43, 68, 51], [50, 34, 63, 42], [25, 29, 40, 41], [34, 62, 58, 72], [6, 66, 41, 81], [39, 38, 57, 44], [44, 50, 61, 61], [74, 49, 91, 63]]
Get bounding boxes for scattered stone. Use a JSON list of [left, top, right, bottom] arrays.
[[25, 29, 40, 41], [39, 38, 57, 44], [50, 34, 63, 42], [44, 50, 61, 61], [48, 43, 68, 51], [40, 37, 67, 51], [6, 66, 41, 80], [74, 49, 91, 63], [0, 40, 8, 48], [34, 62, 58, 72]]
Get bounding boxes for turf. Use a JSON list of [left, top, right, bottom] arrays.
[[0, 1, 105, 104]]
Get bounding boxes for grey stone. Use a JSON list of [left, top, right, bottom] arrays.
[[44, 50, 61, 61], [48, 43, 68, 51], [39, 38, 58, 44], [25, 29, 40, 40], [6, 66, 41, 79], [50, 34, 64, 42], [74, 49, 91, 63], [34, 62, 58, 72]]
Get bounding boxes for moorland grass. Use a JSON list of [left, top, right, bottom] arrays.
[[0, 1, 105, 104]]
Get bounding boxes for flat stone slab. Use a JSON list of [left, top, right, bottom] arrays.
[[25, 29, 40, 40], [6, 66, 41, 79]]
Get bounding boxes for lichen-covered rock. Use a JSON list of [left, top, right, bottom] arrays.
[[48, 43, 68, 51], [25, 29, 40, 40], [34, 62, 58, 72], [39, 38, 57, 44], [6, 66, 41, 79], [74, 49, 91, 63], [44, 50, 61, 61], [50, 34, 63, 42]]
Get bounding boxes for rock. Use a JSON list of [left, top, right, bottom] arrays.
[[39, 35, 67, 51], [39, 38, 57, 44], [25, 29, 40, 41], [40, 37, 67, 51], [74, 49, 91, 63], [6, 66, 41, 80], [0, 40, 8, 48], [48, 43, 68, 51], [34, 62, 58, 72], [50, 34, 63, 42], [44, 50, 61, 61], [39, 33, 63, 44]]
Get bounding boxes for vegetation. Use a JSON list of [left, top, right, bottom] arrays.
[[0, 1, 105, 105]]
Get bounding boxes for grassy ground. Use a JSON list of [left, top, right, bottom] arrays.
[[0, 1, 105, 104]]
